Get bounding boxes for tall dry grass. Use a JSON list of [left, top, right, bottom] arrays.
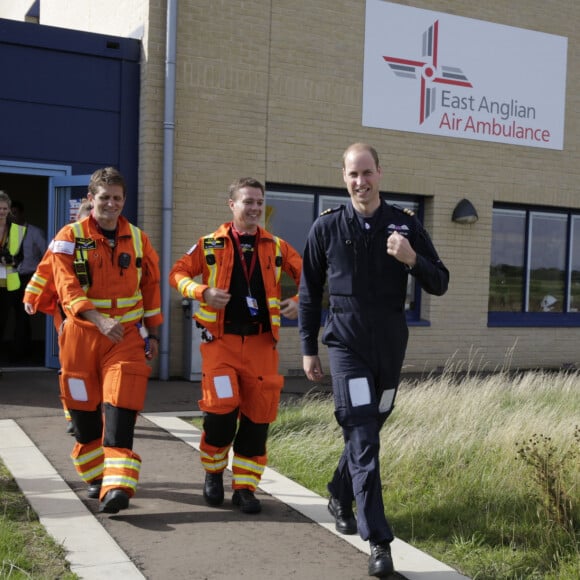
[[269, 368, 579, 579]]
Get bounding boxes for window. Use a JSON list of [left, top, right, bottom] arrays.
[[265, 184, 424, 322], [489, 205, 580, 326]]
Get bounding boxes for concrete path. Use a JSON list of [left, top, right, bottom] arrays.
[[0, 369, 469, 579]]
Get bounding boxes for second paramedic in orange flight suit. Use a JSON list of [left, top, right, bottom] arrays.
[[24, 200, 93, 434], [170, 177, 302, 514], [50, 167, 162, 514]]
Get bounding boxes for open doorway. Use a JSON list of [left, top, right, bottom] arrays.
[[0, 172, 49, 367]]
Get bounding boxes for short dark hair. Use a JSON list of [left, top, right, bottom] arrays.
[[88, 167, 126, 197], [10, 200, 24, 213], [228, 177, 264, 200], [342, 143, 380, 169]]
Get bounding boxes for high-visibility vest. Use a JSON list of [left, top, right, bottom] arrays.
[[5, 223, 27, 291], [70, 220, 144, 323]]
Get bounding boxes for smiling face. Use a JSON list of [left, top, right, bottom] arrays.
[[229, 186, 264, 234], [342, 146, 383, 216], [87, 184, 125, 230]]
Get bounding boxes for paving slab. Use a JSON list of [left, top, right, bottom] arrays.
[[0, 370, 469, 580]]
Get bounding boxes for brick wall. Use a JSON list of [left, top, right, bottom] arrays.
[[27, 1, 580, 376]]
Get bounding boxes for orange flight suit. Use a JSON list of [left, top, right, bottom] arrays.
[[169, 222, 302, 491], [51, 214, 162, 500]]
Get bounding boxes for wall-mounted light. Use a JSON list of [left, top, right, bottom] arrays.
[[452, 198, 478, 224]]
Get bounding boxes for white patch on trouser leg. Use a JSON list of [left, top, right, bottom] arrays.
[[348, 377, 371, 407], [213, 375, 233, 398], [378, 389, 396, 413], [68, 377, 88, 401]]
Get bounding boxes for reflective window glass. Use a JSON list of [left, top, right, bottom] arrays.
[[527, 212, 566, 313], [489, 209, 526, 311]]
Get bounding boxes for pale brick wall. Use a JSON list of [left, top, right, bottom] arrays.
[[18, 1, 580, 377]]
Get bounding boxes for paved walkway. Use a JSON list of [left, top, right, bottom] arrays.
[[0, 369, 469, 579]]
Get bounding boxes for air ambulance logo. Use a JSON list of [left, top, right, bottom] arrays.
[[383, 20, 472, 124]]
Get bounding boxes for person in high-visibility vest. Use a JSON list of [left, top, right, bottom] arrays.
[[170, 177, 302, 514], [49, 168, 163, 514], [0, 190, 27, 359]]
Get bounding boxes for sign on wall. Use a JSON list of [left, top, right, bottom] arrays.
[[363, 1, 568, 150]]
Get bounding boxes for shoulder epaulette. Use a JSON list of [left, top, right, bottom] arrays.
[[391, 203, 415, 217], [319, 205, 344, 217]]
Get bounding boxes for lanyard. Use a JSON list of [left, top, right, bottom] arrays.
[[231, 225, 259, 294]]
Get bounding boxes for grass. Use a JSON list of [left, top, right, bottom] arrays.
[[2, 369, 578, 579], [266, 369, 580, 580], [0, 461, 78, 579]]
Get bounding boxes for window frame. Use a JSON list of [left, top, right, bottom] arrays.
[[488, 203, 580, 327]]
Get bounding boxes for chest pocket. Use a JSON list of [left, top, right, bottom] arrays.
[[327, 238, 355, 296]]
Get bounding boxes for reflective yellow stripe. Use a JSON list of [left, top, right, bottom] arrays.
[[268, 297, 279, 309], [117, 293, 142, 308], [202, 236, 219, 287], [197, 306, 217, 323], [144, 307, 161, 318], [177, 278, 198, 298], [69, 296, 91, 308], [129, 223, 143, 291], [271, 315, 280, 327], [100, 307, 144, 324], [92, 299, 113, 308], [273, 235, 282, 283], [72, 447, 105, 467]]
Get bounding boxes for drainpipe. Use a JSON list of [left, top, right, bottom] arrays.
[[159, 0, 178, 380]]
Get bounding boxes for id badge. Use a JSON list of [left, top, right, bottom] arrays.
[[246, 296, 259, 317]]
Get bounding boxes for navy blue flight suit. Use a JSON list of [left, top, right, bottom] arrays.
[[299, 200, 449, 544]]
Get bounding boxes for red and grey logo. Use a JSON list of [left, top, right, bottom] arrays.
[[383, 20, 473, 124]]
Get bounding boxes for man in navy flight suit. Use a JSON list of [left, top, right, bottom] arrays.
[[299, 142, 449, 578]]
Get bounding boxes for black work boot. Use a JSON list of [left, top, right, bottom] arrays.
[[328, 496, 357, 534], [368, 541, 394, 578], [203, 472, 224, 507], [232, 489, 262, 514], [99, 489, 130, 514], [87, 478, 103, 499]]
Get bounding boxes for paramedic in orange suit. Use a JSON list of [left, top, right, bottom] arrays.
[[169, 177, 302, 514], [49, 168, 162, 514], [23, 200, 93, 434]]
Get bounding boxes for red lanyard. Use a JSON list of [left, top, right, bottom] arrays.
[[231, 225, 259, 293]]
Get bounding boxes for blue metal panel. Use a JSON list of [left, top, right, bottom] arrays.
[[0, 17, 140, 222]]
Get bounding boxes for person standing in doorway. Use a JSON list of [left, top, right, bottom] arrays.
[[10, 200, 46, 362], [170, 177, 302, 514], [0, 191, 28, 362], [49, 167, 162, 514], [298, 143, 449, 578]]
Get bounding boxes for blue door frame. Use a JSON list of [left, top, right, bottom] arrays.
[[45, 174, 92, 368]]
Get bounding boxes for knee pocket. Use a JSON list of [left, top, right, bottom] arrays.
[[200, 369, 240, 414], [333, 373, 378, 427], [60, 371, 100, 411], [103, 362, 151, 411], [241, 374, 284, 424]]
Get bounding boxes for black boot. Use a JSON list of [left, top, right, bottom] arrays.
[[99, 489, 130, 514], [232, 489, 261, 514], [87, 478, 102, 499], [203, 472, 224, 507], [328, 496, 357, 534], [368, 541, 394, 578]]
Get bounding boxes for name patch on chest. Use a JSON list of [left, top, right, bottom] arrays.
[[386, 223, 410, 237], [75, 238, 97, 250], [203, 238, 225, 249]]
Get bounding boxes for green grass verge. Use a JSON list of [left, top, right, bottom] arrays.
[[265, 370, 580, 580], [0, 461, 78, 579]]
